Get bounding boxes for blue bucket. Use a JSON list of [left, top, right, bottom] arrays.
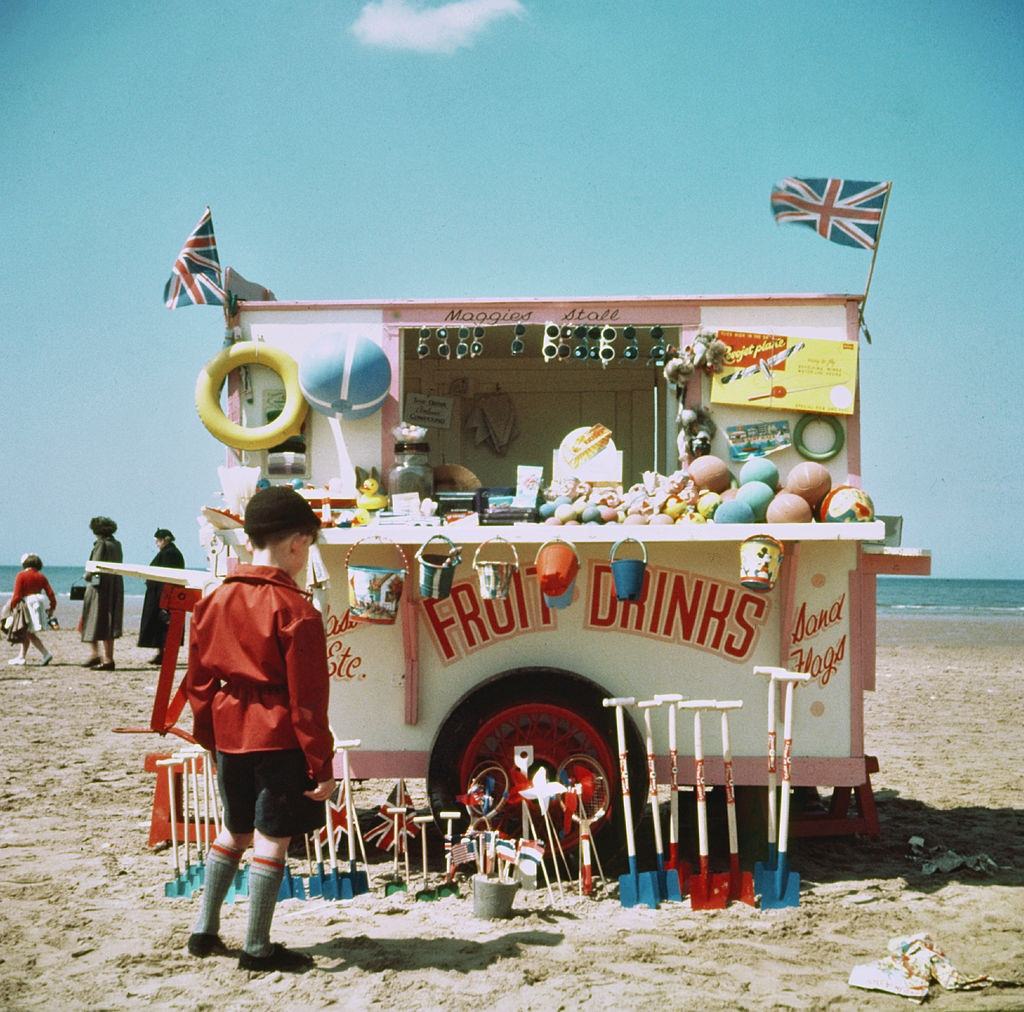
[[543, 582, 576, 610], [415, 534, 462, 601], [610, 537, 647, 602]]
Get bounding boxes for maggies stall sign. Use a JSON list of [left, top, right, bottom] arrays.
[[421, 561, 770, 665]]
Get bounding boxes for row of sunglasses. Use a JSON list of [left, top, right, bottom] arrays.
[[415, 323, 673, 364]]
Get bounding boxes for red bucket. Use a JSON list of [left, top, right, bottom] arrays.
[[534, 539, 580, 598]]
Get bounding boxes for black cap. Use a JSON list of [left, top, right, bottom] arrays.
[[243, 486, 320, 541], [154, 528, 174, 541]]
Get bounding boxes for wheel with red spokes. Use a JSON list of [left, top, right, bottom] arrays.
[[427, 668, 646, 857]]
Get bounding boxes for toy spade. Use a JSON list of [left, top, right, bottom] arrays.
[[158, 758, 188, 898], [304, 835, 323, 899], [753, 666, 783, 869], [277, 863, 307, 901], [654, 693, 692, 895], [755, 672, 810, 909], [681, 701, 728, 910], [638, 700, 682, 901], [603, 697, 659, 909], [333, 741, 370, 898], [383, 805, 410, 895], [437, 810, 462, 898], [715, 700, 755, 906], [413, 815, 439, 900]]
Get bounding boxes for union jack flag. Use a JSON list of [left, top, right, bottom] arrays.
[[770, 178, 891, 250], [316, 784, 349, 851], [163, 207, 225, 308], [363, 782, 420, 853]]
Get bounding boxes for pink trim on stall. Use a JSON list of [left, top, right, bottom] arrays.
[[778, 542, 801, 668], [848, 565, 868, 752], [845, 299, 862, 485], [402, 585, 420, 726]]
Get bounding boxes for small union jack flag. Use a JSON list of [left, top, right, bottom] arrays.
[[164, 207, 225, 308], [363, 782, 420, 853], [317, 784, 349, 850], [770, 178, 891, 250]]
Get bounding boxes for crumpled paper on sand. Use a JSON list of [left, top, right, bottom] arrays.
[[849, 933, 991, 1000], [907, 835, 999, 875]]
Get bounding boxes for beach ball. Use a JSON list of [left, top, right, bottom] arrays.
[[820, 485, 875, 523], [299, 334, 392, 420], [784, 461, 832, 508], [736, 481, 774, 521], [765, 491, 813, 524], [697, 491, 722, 518], [713, 499, 756, 524], [740, 457, 779, 490], [688, 455, 732, 494]]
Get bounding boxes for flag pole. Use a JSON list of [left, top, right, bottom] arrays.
[[858, 183, 893, 343]]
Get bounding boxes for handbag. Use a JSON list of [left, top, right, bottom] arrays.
[[69, 582, 87, 601]]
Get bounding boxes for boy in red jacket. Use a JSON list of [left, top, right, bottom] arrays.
[[185, 486, 335, 973]]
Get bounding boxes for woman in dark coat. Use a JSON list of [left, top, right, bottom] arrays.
[[138, 528, 186, 664], [81, 516, 125, 670]]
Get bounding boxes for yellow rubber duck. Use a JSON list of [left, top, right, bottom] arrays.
[[356, 475, 388, 512]]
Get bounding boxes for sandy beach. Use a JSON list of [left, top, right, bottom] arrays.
[[1, 608, 1021, 1010]]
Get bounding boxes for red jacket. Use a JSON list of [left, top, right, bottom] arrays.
[[185, 565, 334, 782], [11, 569, 57, 611]]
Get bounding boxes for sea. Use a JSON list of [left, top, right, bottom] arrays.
[[1, 566, 1022, 616]]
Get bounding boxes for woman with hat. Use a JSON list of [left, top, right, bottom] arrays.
[[81, 516, 124, 670], [138, 529, 186, 665]]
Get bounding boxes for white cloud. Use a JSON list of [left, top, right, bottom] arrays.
[[351, 0, 524, 54]]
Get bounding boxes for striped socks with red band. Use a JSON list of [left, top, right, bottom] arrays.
[[191, 844, 243, 938], [244, 856, 286, 959]]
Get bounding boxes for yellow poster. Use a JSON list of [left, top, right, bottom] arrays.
[[710, 331, 858, 416]]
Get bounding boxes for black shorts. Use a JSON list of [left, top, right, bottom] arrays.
[[216, 749, 326, 839]]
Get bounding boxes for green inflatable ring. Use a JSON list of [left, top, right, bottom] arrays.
[[793, 413, 845, 462]]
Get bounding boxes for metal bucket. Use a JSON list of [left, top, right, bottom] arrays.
[[473, 537, 520, 600], [415, 534, 461, 601], [346, 537, 408, 623], [739, 534, 784, 592], [534, 539, 580, 597], [471, 874, 520, 919], [610, 537, 648, 602]]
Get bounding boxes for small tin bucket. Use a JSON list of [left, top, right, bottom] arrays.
[[346, 537, 408, 623], [739, 534, 784, 592], [610, 537, 648, 602], [415, 534, 461, 601], [534, 539, 580, 598], [472, 537, 519, 600], [471, 873, 520, 920]]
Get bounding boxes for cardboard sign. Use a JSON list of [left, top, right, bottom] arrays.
[[711, 331, 858, 416], [403, 392, 453, 429]]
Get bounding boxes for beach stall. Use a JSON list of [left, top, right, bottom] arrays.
[[165, 291, 929, 852]]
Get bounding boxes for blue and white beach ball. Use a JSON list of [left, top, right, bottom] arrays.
[[299, 334, 392, 420]]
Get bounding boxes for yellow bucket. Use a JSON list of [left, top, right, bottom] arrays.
[[739, 535, 784, 592]]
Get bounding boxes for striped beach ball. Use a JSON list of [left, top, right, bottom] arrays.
[[299, 334, 392, 420]]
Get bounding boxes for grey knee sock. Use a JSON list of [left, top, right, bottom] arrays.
[[191, 844, 242, 936], [243, 856, 285, 957]]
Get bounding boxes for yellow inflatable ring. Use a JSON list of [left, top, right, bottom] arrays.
[[195, 341, 308, 451]]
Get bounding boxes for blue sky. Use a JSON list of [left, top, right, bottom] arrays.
[[1, 0, 1021, 578]]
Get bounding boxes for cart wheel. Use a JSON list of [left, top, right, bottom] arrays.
[[427, 668, 647, 856]]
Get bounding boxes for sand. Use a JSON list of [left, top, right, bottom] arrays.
[[1, 606, 1022, 1010]]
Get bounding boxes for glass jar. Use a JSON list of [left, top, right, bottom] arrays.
[[387, 424, 433, 505]]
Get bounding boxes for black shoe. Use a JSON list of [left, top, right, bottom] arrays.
[[98, 661, 115, 671], [149, 654, 163, 665], [83, 657, 102, 668], [238, 943, 313, 973], [188, 932, 229, 958]]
